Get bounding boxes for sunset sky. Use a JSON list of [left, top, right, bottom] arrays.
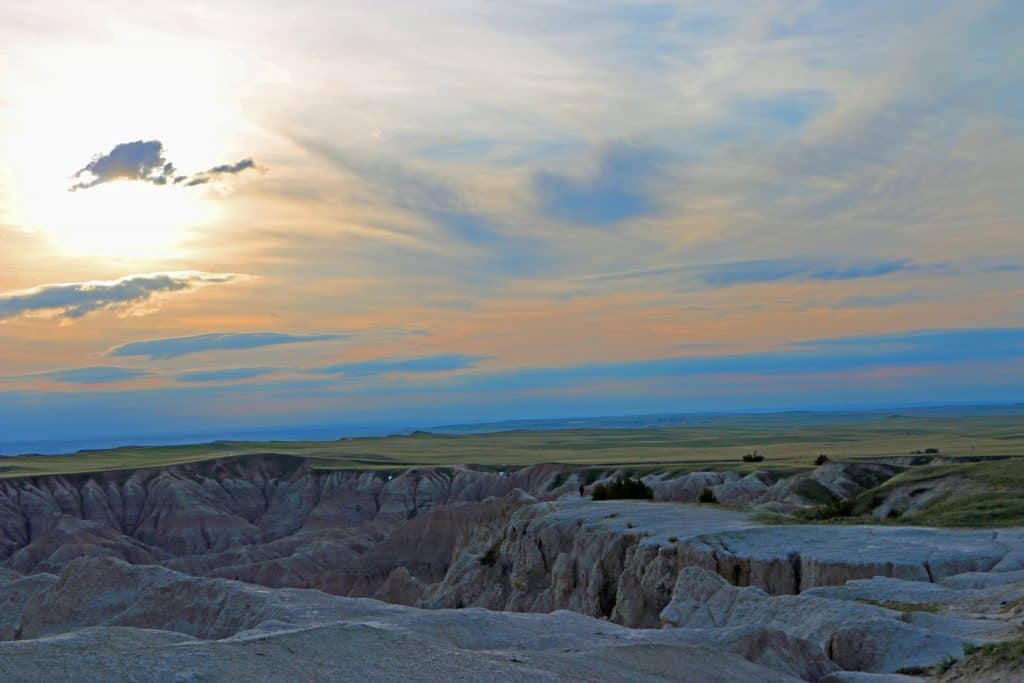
[[1, 1, 1022, 443]]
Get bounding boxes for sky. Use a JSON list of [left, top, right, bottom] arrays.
[[0, 0, 1022, 443]]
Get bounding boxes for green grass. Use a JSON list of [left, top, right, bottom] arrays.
[[901, 492, 1024, 528], [946, 639, 1024, 679], [0, 413, 1022, 480]]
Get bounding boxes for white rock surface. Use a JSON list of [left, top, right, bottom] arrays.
[[659, 566, 969, 673]]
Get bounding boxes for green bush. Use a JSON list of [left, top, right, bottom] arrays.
[[815, 453, 830, 466], [698, 487, 718, 504], [591, 476, 654, 501]]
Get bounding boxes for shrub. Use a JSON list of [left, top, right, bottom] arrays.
[[924, 448, 940, 454], [742, 450, 765, 463], [932, 655, 958, 675], [815, 453, 830, 466], [807, 496, 856, 520], [698, 487, 719, 504], [591, 476, 654, 501]]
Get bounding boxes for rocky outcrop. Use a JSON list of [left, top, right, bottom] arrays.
[[428, 499, 1024, 628]]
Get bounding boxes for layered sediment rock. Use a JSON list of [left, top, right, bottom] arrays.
[[429, 499, 1024, 627]]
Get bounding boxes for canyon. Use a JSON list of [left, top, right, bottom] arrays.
[[0, 453, 1022, 681]]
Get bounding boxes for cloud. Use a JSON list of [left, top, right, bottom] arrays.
[[410, 327, 1024, 395], [696, 258, 938, 287], [70, 141, 259, 191], [182, 158, 260, 187], [295, 135, 506, 246], [0, 367, 154, 385], [70, 140, 176, 191], [533, 144, 663, 226], [175, 367, 279, 383], [37, 367, 152, 384], [310, 353, 488, 377], [0, 272, 246, 321], [573, 258, 943, 291], [111, 332, 349, 360]]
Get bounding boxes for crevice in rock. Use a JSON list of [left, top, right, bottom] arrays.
[[789, 551, 803, 594]]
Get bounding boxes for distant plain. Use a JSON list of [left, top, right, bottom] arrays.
[[2, 410, 1022, 480]]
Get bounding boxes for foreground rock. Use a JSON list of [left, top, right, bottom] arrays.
[[660, 567, 970, 673], [0, 557, 828, 682]]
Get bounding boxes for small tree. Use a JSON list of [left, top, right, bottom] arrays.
[[742, 450, 765, 463], [815, 453, 830, 466], [698, 487, 718, 504]]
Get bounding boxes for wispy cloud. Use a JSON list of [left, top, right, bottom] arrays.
[[293, 135, 505, 247], [160, 353, 489, 385], [533, 144, 663, 226], [310, 353, 488, 377], [32, 367, 152, 385], [0, 272, 246, 321], [182, 158, 260, 187], [111, 332, 349, 360], [175, 367, 279, 383], [572, 258, 944, 290], [696, 259, 943, 287], [70, 140, 260, 191]]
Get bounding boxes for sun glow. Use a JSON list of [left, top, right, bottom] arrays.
[[17, 180, 216, 259], [0, 23, 249, 260]]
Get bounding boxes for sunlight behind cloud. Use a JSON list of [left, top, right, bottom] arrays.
[[20, 181, 215, 259], [0, 22, 248, 259]]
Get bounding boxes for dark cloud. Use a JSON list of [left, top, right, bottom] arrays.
[[70, 141, 259, 191], [70, 140, 176, 191], [111, 332, 349, 360], [0, 272, 244, 320], [182, 158, 260, 187]]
